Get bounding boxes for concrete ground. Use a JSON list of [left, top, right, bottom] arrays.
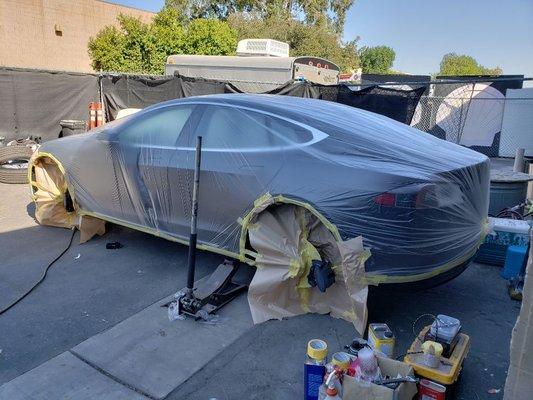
[[0, 182, 522, 399]]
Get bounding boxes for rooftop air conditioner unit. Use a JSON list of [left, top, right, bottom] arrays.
[[236, 39, 290, 57]]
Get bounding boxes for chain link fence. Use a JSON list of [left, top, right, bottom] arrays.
[[408, 81, 532, 158]]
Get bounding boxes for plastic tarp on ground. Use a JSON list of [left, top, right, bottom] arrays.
[[0, 68, 99, 141], [32, 94, 490, 288]]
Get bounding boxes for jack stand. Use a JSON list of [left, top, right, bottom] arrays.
[[177, 259, 253, 319], [167, 136, 254, 322]]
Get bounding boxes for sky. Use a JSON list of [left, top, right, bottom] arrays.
[[111, 0, 533, 77]]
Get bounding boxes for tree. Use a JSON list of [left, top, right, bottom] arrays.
[[165, 0, 354, 33], [227, 13, 359, 71], [439, 53, 502, 76], [358, 46, 395, 74], [88, 8, 237, 74], [183, 19, 237, 55]]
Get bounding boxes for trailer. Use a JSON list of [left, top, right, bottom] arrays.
[[165, 54, 340, 91]]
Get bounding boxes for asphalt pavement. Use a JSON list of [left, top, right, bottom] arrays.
[[0, 182, 522, 399]]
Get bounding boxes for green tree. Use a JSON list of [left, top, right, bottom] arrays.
[[358, 46, 395, 74], [165, 0, 354, 33], [88, 8, 237, 74], [227, 13, 359, 71], [439, 53, 502, 76], [183, 19, 237, 55]]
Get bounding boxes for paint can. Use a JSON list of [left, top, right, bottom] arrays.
[[418, 379, 446, 400], [368, 323, 395, 358]]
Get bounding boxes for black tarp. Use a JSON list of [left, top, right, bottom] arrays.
[[0, 68, 99, 141], [102, 74, 424, 125], [101, 74, 227, 120], [0, 68, 431, 142], [333, 85, 426, 125]]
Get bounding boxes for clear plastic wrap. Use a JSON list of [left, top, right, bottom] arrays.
[[30, 94, 490, 284]]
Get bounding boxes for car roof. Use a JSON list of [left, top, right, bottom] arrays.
[[146, 93, 355, 121]]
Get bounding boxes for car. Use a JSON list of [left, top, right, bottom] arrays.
[[30, 94, 490, 285]]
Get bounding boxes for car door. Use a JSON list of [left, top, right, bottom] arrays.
[[110, 104, 198, 235], [182, 104, 319, 252]]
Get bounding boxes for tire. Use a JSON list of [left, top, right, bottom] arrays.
[[0, 145, 35, 184]]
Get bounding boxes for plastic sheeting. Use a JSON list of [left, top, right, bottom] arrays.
[[31, 94, 490, 284], [29, 152, 105, 243], [0, 68, 99, 141]]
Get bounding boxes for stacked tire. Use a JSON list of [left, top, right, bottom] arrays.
[[0, 142, 37, 184]]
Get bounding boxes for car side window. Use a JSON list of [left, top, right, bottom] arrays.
[[195, 105, 313, 149], [118, 105, 195, 147]]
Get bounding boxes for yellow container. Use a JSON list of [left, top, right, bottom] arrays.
[[404, 326, 470, 385], [368, 323, 395, 358]]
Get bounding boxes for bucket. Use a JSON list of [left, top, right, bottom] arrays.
[[489, 181, 528, 215]]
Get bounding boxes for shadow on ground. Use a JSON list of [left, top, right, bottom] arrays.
[[0, 223, 222, 384], [166, 263, 520, 400]]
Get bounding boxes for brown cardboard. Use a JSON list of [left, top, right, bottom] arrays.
[[504, 230, 533, 400], [343, 356, 418, 400], [247, 204, 368, 333]]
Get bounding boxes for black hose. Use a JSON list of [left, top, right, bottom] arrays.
[[0, 228, 76, 316]]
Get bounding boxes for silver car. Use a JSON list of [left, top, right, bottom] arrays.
[[31, 94, 490, 284]]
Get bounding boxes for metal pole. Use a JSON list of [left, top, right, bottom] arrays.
[[185, 136, 202, 299], [513, 148, 525, 173]]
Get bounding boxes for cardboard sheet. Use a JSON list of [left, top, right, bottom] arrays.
[[504, 231, 533, 400], [343, 356, 418, 400], [247, 204, 369, 334]]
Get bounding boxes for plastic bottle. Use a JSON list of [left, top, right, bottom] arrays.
[[318, 366, 343, 400], [324, 371, 342, 400], [304, 339, 328, 400]]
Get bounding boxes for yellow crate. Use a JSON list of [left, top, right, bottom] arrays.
[[404, 326, 470, 385]]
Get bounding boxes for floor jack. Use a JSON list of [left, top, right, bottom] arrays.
[[170, 136, 253, 320]]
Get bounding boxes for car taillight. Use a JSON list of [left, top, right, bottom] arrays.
[[374, 193, 396, 206], [374, 185, 434, 209]]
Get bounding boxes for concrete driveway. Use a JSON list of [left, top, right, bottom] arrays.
[[0, 182, 521, 399]]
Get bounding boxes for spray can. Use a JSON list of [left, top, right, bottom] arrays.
[[304, 339, 328, 400], [368, 323, 395, 358]]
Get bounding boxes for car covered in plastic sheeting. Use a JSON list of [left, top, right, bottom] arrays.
[[30, 94, 490, 284]]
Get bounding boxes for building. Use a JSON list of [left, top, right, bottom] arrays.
[[0, 0, 154, 73]]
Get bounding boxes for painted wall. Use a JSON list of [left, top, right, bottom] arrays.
[[0, 0, 154, 73]]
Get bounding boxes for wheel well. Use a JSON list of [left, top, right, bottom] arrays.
[[241, 198, 341, 265]]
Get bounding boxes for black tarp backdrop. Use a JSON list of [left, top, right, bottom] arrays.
[[429, 75, 524, 157], [0, 68, 99, 141], [101, 74, 227, 120], [334, 85, 426, 125], [102, 74, 425, 125], [361, 73, 431, 88], [0, 68, 475, 143]]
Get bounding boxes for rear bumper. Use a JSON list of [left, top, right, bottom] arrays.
[[368, 258, 473, 290]]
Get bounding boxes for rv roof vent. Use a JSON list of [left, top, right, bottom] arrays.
[[236, 39, 289, 57]]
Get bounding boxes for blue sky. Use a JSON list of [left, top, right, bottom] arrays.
[[111, 0, 533, 77]]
